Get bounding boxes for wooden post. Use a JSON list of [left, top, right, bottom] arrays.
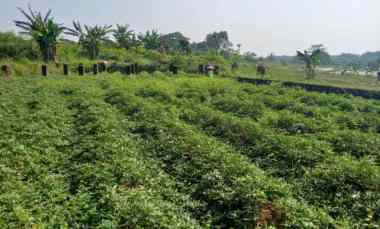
[[78, 64, 84, 76], [98, 63, 103, 73], [1, 65, 12, 80], [205, 64, 210, 75], [134, 63, 139, 74], [63, 64, 69, 75], [93, 64, 98, 75], [169, 63, 178, 75], [131, 64, 136, 74], [42, 65, 48, 76], [214, 65, 219, 75], [102, 62, 107, 72], [98, 61, 107, 73], [127, 65, 132, 75], [198, 64, 204, 74], [97, 63, 102, 73]]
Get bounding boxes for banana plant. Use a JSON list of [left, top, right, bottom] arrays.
[[14, 5, 66, 62], [113, 24, 138, 50], [66, 21, 112, 59], [297, 49, 321, 78], [138, 30, 161, 50]]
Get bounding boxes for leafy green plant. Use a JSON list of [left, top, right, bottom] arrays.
[[113, 24, 139, 50], [138, 30, 161, 51], [14, 5, 66, 62], [1, 74, 380, 228], [66, 21, 112, 59]]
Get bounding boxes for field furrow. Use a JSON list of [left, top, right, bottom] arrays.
[[1, 75, 379, 228], [120, 76, 380, 225], [104, 86, 337, 228]]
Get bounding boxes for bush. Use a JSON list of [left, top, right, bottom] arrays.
[[0, 32, 39, 60]]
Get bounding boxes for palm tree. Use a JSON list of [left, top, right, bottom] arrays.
[[66, 21, 112, 59], [14, 5, 66, 62], [113, 24, 138, 50], [138, 30, 161, 50], [297, 49, 321, 78]]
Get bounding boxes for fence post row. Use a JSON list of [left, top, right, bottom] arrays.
[[36, 62, 221, 77]]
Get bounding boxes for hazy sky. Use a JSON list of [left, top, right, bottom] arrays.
[[1, 0, 379, 55]]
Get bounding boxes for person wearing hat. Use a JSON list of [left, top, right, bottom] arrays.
[[206, 64, 215, 78]]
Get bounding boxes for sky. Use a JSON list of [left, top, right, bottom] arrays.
[[1, 0, 379, 56]]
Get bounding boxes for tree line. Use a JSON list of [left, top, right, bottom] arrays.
[[11, 5, 247, 63], [8, 5, 379, 79], [274, 48, 380, 73]]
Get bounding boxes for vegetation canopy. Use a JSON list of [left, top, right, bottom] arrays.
[[14, 5, 66, 62], [66, 21, 113, 60]]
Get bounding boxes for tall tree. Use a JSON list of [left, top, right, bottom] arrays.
[[190, 41, 208, 53], [66, 21, 112, 59], [243, 51, 257, 63], [138, 30, 161, 50], [14, 5, 66, 62], [160, 32, 190, 54], [113, 24, 138, 50], [367, 59, 380, 72], [205, 31, 232, 52]]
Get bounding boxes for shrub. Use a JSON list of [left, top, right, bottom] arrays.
[[0, 32, 39, 60]]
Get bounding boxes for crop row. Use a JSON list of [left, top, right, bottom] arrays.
[[59, 81, 202, 228], [119, 76, 380, 226], [0, 78, 202, 228], [104, 86, 337, 228], [1, 74, 379, 228]]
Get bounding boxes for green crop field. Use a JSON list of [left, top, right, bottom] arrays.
[[1, 2, 379, 228], [238, 64, 380, 92], [0, 73, 379, 228]]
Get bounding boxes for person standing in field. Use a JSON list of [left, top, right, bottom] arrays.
[[256, 58, 267, 78], [206, 64, 215, 78]]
